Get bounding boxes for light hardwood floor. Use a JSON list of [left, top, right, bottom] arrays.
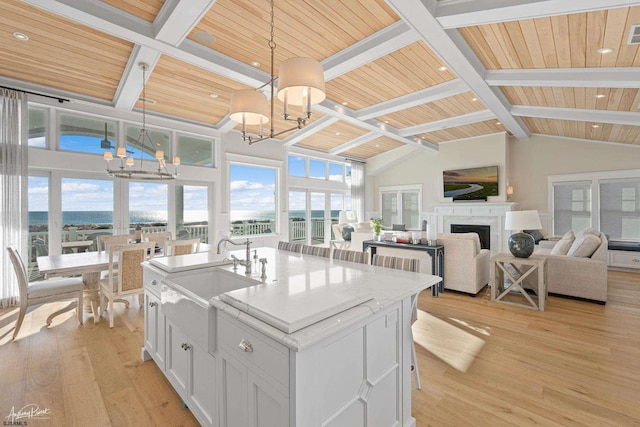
[[1, 271, 639, 426]]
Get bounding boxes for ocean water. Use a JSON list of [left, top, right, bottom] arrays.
[[29, 209, 340, 225]]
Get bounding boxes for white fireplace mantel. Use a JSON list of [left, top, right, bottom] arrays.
[[432, 202, 519, 256]]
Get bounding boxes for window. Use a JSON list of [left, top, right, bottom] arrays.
[[288, 155, 305, 177], [600, 179, 640, 240], [125, 124, 170, 160], [553, 181, 592, 234], [176, 134, 213, 167], [28, 108, 47, 148], [379, 185, 421, 230], [346, 164, 352, 186], [177, 184, 209, 243], [129, 181, 168, 232], [230, 163, 276, 236], [28, 176, 49, 280], [59, 113, 116, 154], [329, 163, 344, 182], [61, 178, 114, 249], [309, 159, 326, 179]]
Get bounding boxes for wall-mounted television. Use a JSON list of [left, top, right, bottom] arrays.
[[443, 166, 498, 201]]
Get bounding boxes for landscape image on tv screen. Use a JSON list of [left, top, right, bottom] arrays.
[[443, 166, 498, 200]]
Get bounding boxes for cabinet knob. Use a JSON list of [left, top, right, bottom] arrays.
[[238, 339, 253, 352], [181, 343, 191, 351], [633, 259, 639, 263], [151, 279, 158, 286], [149, 301, 157, 307]]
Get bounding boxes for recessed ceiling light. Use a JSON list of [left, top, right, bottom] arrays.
[[250, 61, 260, 67], [595, 94, 606, 98], [341, 101, 348, 106], [384, 120, 389, 124], [438, 66, 448, 71], [13, 32, 29, 41], [375, 144, 380, 147], [193, 31, 215, 45], [209, 93, 219, 98], [335, 132, 341, 136], [597, 47, 614, 54], [592, 124, 600, 128], [471, 97, 478, 102], [496, 122, 501, 125]]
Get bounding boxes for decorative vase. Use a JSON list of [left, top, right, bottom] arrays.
[[374, 233, 382, 241]]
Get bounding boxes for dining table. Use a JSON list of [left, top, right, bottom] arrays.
[[37, 242, 215, 323]]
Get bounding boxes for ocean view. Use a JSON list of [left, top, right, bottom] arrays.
[[29, 210, 341, 226]]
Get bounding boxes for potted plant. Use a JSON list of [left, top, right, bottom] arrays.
[[370, 218, 384, 241]]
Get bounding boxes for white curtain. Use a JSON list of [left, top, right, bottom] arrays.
[[0, 89, 28, 307], [350, 161, 365, 223]]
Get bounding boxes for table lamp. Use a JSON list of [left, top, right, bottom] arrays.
[[504, 210, 542, 258], [338, 210, 357, 224]]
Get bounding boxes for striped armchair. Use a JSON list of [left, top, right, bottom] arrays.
[[332, 249, 369, 264], [301, 245, 330, 257]]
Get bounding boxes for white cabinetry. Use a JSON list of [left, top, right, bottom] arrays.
[[608, 250, 640, 270], [166, 320, 218, 427], [218, 315, 289, 427], [143, 291, 165, 370]]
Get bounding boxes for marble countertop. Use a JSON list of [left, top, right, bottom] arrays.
[[209, 247, 442, 350], [148, 249, 232, 272]]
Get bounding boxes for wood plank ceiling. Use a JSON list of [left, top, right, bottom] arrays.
[[1, 0, 639, 159]]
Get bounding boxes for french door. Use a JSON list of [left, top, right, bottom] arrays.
[[288, 190, 348, 246]]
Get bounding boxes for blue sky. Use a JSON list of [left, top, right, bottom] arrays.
[[229, 164, 276, 211]]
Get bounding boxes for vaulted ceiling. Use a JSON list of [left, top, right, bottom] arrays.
[[2, 0, 640, 159]]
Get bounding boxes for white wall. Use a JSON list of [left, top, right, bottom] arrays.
[[367, 132, 640, 217]]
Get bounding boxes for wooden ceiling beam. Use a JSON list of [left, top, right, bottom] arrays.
[[328, 132, 380, 155], [282, 117, 341, 146], [485, 68, 640, 89], [355, 79, 468, 120], [436, 0, 640, 29], [386, 0, 531, 139], [512, 105, 640, 127], [322, 21, 419, 81], [399, 109, 496, 136]]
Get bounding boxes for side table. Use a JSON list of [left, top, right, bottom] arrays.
[[491, 253, 547, 310]]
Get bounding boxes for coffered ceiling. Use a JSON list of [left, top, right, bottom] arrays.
[[2, 0, 640, 160]]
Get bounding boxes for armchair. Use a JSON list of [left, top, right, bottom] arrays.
[[436, 233, 490, 295]]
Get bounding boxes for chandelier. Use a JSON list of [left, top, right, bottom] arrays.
[[229, 0, 326, 145], [103, 62, 179, 180]]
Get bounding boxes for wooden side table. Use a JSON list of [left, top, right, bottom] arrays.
[[491, 253, 547, 310]]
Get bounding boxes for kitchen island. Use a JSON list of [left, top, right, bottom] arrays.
[[142, 247, 441, 427]]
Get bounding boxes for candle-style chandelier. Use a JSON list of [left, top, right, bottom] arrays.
[[103, 62, 179, 180], [228, 0, 326, 144]]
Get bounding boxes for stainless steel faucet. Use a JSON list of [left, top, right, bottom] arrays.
[[218, 238, 252, 275]]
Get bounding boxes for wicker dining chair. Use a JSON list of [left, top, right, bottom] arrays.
[[164, 238, 201, 256]]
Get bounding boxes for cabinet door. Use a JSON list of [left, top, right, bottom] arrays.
[[144, 292, 165, 370], [165, 320, 190, 400], [218, 352, 248, 427], [248, 371, 289, 427], [189, 345, 217, 427]]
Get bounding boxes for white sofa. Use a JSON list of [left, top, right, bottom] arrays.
[[436, 233, 490, 295], [527, 232, 608, 303]]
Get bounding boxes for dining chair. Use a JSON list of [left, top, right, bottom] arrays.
[[97, 234, 131, 253], [6, 245, 84, 340], [277, 241, 302, 253], [164, 238, 200, 256], [301, 245, 330, 258], [98, 242, 154, 328], [371, 254, 422, 390], [142, 231, 173, 248], [332, 249, 369, 264]]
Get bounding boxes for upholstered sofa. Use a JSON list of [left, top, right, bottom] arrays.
[[527, 230, 608, 304], [436, 233, 490, 295]]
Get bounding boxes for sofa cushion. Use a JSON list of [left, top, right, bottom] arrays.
[[578, 227, 601, 238], [550, 230, 575, 255], [567, 233, 601, 258], [438, 232, 481, 254], [341, 226, 354, 241]]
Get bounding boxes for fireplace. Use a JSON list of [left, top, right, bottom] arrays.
[[451, 224, 491, 250]]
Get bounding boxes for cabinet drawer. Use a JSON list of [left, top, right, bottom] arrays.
[[218, 315, 289, 390], [144, 268, 164, 298], [609, 250, 640, 269]]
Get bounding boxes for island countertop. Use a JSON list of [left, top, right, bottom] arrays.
[[208, 247, 441, 350]]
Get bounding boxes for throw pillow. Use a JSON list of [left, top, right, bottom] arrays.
[[524, 229, 544, 244], [341, 225, 354, 241], [580, 227, 601, 237], [567, 233, 601, 257], [550, 230, 575, 255]]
